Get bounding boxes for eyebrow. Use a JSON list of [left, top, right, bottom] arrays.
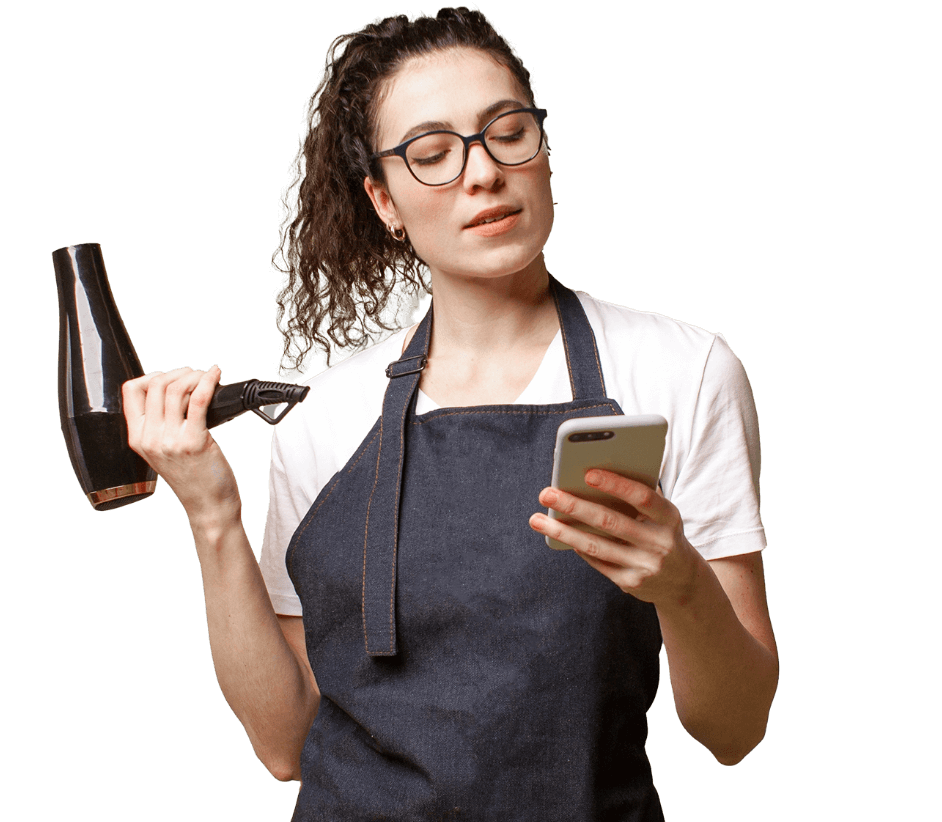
[[397, 99, 527, 144]]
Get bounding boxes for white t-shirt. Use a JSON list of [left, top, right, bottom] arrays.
[[260, 291, 766, 616]]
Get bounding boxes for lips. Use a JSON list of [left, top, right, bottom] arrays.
[[465, 206, 522, 228]]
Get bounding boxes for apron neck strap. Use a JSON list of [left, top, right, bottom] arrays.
[[548, 275, 607, 400]]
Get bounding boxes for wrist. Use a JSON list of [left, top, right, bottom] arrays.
[[188, 500, 244, 546], [653, 543, 713, 620]]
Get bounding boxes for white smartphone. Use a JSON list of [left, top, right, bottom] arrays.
[[546, 414, 668, 551]]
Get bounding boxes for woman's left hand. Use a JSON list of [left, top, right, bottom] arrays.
[[528, 468, 703, 607]]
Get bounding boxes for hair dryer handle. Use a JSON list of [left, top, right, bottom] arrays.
[[204, 379, 310, 429]]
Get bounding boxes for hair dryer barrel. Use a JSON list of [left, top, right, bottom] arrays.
[[54, 243, 157, 511]]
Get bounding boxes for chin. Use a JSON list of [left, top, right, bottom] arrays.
[[428, 233, 552, 285], [447, 246, 546, 283]]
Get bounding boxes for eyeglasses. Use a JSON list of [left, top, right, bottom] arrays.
[[371, 107, 548, 187]]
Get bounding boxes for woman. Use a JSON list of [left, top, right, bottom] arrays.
[[123, 8, 778, 820]]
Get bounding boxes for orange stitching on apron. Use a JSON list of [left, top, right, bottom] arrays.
[[362, 416, 384, 654], [411, 403, 618, 425], [551, 284, 577, 399], [390, 381, 408, 653], [588, 320, 607, 396]]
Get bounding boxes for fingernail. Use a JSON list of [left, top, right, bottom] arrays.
[[585, 470, 601, 485], [542, 488, 557, 505]]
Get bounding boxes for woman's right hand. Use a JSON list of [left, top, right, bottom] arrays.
[[122, 366, 241, 526]]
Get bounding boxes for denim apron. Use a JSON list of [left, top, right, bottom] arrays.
[[286, 277, 664, 821]]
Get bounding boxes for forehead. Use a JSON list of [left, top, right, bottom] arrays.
[[375, 47, 526, 145]]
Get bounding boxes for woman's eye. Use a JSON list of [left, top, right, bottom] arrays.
[[490, 128, 526, 144], [411, 149, 450, 166], [408, 135, 455, 166]]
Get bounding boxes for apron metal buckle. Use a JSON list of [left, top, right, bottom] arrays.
[[385, 355, 428, 378]]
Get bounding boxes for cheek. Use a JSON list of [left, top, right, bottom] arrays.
[[397, 190, 453, 258], [528, 160, 555, 234], [401, 188, 445, 224]]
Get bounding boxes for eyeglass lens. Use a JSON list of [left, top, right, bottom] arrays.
[[405, 110, 543, 185]]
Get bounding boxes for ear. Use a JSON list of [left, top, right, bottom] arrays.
[[364, 176, 402, 230]]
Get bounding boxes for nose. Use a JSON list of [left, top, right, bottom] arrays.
[[461, 140, 503, 191]]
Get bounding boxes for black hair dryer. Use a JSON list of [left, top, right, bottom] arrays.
[[54, 243, 309, 511]]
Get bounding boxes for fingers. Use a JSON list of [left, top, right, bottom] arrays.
[[122, 368, 181, 413], [530, 488, 640, 554], [123, 370, 185, 449], [185, 366, 222, 428], [583, 470, 669, 524], [534, 469, 667, 539], [160, 367, 221, 426], [528, 508, 639, 563], [143, 368, 198, 426], [123, 366, 221, 443], [536, 486, 639, 544], [530, 470, 678, 559]]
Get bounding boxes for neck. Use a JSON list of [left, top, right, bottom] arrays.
[[426, 255, 558, 356]]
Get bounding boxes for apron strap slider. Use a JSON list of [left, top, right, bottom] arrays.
[[386, 355, 428, 378]]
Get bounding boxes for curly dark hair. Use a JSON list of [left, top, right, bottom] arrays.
[[273, 7, 537, 369]]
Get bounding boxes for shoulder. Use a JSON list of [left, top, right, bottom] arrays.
[[304, 327, 410, 403], [577, 290, 720, 362], [573, 291, 744, 407]]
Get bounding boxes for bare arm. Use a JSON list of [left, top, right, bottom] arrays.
[[123, 367, 319, 780], [657, 550, 777, 764], [195, 519, 319, 780]]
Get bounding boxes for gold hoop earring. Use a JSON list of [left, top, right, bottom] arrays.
[[387, 223, 406, 242]]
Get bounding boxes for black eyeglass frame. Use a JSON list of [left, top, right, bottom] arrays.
[[370, 107, 548, 187]]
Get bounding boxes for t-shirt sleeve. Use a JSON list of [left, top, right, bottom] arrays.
[[259, 425, 305, 616], [666, 334, 766, 560]]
